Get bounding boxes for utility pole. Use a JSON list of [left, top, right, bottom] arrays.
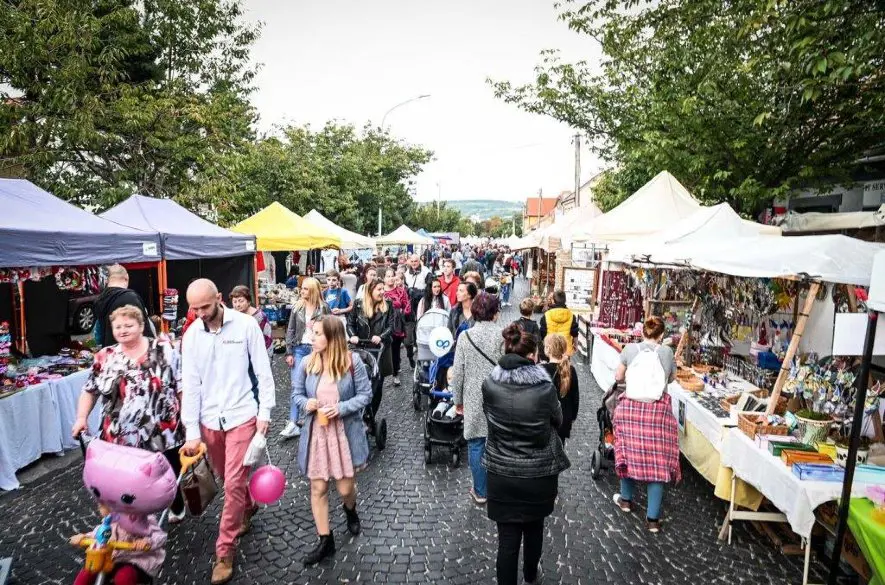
[[573, 134, 582, 207]]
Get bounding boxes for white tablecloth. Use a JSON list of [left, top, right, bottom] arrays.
[[590, 333, 621, 390], [720, 428, 873, 537], [0, 370, 98, 490], [668, 382, 735, 450]]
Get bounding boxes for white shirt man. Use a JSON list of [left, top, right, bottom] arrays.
[[180, 279, 274, 584]]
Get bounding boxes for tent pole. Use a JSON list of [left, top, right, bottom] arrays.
[[158, 261, 169, 334], [252, 253, 259, 307], [826, 310, 878, 585], [674, 296, 700, 365], [766, 282, 819, 415], [16, 281, 28, 356]]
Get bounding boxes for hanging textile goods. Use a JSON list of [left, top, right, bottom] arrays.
[[162, 288, 179, 322]]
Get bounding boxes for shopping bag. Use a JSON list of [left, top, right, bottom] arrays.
[[180, 446, 218, 517], [242, 432, 267, 467]]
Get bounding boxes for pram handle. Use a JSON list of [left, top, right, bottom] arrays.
[[430, 391, 453, 399], [178, 442, 208, 474]]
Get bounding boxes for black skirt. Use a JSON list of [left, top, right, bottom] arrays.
[[487, 472, 558, 524]]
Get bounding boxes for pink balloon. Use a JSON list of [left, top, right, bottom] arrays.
[[249, 465, 286, 504]]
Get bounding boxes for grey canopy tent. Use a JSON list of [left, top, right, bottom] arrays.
[[0, 179, 161, 267], [0, 180, 163, 355], [100, 195, 258, 319], [100, 194, 255, 260]]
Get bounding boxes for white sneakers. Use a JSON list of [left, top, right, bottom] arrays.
[[280, 420, 301, 438]]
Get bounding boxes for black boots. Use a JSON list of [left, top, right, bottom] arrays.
[[343, 503, 361, 535], [302, 534, 335, 566]]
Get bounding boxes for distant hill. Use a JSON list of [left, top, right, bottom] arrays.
[[447, 200, 524, 221]]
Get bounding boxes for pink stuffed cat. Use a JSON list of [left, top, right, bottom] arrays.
[[83, 439, 177, 536]]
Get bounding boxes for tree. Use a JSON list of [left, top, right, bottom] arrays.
[[409, 201, 464, 233], [191, 122, 433, 232], [491, 0, 885, 215], [0, 0, 258, 209]]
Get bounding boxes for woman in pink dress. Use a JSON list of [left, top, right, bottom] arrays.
[[291, 316, 372, 566]]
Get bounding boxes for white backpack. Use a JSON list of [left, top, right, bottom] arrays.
[[624, 345, 666, 402]]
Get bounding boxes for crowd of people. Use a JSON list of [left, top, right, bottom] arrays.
[[69, 245, 681, 585]]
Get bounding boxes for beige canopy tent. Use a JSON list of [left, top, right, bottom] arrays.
[[780, 204, 885, 233], [572, 171, 701, 243], [304, 209, 375, 249]]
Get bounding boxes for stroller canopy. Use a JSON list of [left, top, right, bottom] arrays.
[[416, 308, 450, 346]]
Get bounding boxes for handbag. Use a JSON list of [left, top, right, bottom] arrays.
[[391, 306, 405, 337], [180, 449, 218, 517]]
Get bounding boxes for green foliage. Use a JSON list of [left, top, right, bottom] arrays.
[[192, 122, 433, 233], [0, 0, 259, 209], [490, 0, 885, 214], [409, 201, 464, 233]]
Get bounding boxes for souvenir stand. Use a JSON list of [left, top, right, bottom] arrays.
[[231, 203, 341, 329], [0, 180, 162, 490], [616, 233, 885, 585], [101, 195, 257, 325]]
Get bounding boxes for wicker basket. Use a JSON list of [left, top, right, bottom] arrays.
[[676, 368, 695, 382], [679, 377, 706, 393], [738, 413, 788, 440], [719, 388, 769, 413], [693, 364, 718, 374]]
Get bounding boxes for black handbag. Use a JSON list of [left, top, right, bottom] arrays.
[[390, 306, 405, 336]]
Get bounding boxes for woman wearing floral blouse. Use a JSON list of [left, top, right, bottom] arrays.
[[72, 305, 186, 521]]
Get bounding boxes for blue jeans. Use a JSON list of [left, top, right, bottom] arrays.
[[620, 478, 665, 520], [501, 283, 512, 303], [467, 438, 487, 498], [289, 344, 312, 421]]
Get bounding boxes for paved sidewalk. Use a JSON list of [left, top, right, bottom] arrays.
[[0, 278, 819, 584]]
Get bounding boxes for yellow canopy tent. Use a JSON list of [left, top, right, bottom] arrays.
[[231, 202, 341, 251]]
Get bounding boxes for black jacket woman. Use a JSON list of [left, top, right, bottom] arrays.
[[347, 278, 394, 416], [482, 324, 570, 585]]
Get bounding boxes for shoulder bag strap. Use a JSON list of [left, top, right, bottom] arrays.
[[464, 331, 496, 366]]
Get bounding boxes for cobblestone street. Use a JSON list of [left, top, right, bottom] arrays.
[[0, 280, 820, 585]]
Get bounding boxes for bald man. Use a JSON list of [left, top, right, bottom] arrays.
[[93, 264, 153, 347], [180, 279, 275, 584]]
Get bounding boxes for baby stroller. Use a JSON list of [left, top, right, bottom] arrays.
[[591, 382, 620, 479], [412, 308, 450, 411], [484, 276, 501, 299], [423, 389, 465, 467], [351, 342, 388, 451]]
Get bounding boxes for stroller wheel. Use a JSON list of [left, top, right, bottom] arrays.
[[412, 391, 421, 411], [450, 449, 461, 468], [424, 444, 432, 464], [590, 449, 603, 480], [376, 419, 388, 450]]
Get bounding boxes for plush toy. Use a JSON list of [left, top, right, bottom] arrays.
[[82, 439, 177, 536]]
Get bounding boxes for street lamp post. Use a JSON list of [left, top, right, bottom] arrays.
[[378, 94, 430, 235]]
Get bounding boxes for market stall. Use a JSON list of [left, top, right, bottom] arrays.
[[0, 179, 161, 490], [101, 194, 257, 321], [376, 224, 435, 247], [231, 202, 342, 251], [303, 209, 375, 250]]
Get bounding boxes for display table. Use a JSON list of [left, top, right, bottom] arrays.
[[721, 428, 877, 584], [0, 370, 98, 490], [668, 381, 763, 509], [848, 499, 884, 585]]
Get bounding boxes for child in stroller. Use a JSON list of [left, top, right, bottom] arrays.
[[412, 307, 450, 410], [591, 382, 621, 479]]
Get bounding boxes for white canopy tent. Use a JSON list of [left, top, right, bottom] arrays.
[[607, 203, 781, 265], [572, 171, 702, 243], [376, 224, 434, 246], [688, 234, 884, 286], [540, 204, 604, 252], [304, 209, 375, 249]]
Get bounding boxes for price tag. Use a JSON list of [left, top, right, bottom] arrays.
[[142, 242, 158, 256]]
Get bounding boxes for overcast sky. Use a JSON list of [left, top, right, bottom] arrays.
[[244, 0, 605, 203]]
